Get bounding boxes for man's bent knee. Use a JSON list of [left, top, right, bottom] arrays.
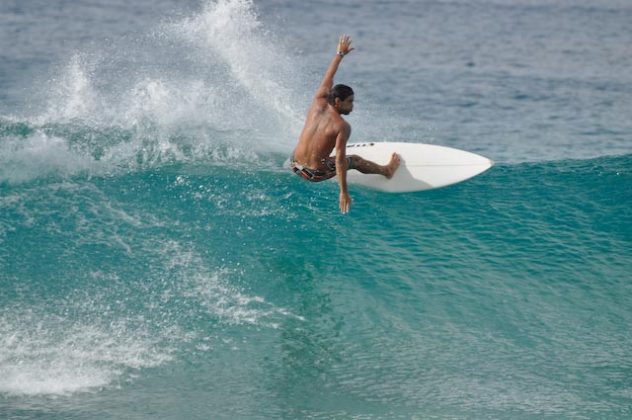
[[349, 154, 362, 170]]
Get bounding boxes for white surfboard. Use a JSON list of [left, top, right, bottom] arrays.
[[336, 142, 493, 193]]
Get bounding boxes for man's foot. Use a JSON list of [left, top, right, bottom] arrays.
[[384, 153, 401, 179]]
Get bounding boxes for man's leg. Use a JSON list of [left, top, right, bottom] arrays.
[[349, 153, 400, 179]]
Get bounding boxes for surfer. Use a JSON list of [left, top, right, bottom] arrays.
[[290, 34, 400, 214]]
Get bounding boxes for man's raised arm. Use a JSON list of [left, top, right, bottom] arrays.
[[315, 35, 354, 99]]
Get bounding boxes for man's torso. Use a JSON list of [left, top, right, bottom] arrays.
[[293, 98, 348, 171]]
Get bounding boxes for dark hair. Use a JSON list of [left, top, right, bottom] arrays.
[[327, 84, 354, 105]]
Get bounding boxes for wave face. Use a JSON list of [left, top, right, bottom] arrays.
[[1, 0, 631, 418], [1, 148, 630, 416]]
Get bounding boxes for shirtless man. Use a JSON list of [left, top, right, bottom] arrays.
[[290, 35, 400, 214]]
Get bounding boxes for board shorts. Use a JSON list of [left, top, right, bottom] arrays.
[[290, 156, 353, 182]]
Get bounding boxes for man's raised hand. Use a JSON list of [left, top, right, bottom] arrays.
[[337, 34, 354, 56]]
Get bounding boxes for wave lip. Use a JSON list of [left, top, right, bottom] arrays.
[[0, 130, 104, 184], [0, 117, 270, 184]]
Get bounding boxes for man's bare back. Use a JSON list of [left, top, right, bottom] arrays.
[[290, 35, 400, 214], [293, 97, 351, 172]]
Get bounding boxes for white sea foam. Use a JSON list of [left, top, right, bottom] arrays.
[[0, 238, 300, 397], [161, 240, 302, 327], [1, 1, 308, 184], [0, 131, 105, 184], [0, 312, 174, 396]]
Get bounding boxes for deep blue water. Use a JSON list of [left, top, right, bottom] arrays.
[[1, 1, 631, 418]]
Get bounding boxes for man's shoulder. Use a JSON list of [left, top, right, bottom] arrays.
[[311, 96, 328, 109], [334, 116, 351, 133]]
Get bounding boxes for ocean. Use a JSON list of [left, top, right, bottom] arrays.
[[1, 0, 631, 418]]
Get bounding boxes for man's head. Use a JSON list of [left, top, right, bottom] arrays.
[[328, 84, 354, 115]]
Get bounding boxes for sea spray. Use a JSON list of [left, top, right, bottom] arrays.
[[1, 0, 308, 185]]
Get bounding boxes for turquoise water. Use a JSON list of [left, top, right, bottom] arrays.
[[1, 0, 631, 418]]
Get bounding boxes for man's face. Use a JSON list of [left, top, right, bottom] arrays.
[[337, 95, 354, 115]]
